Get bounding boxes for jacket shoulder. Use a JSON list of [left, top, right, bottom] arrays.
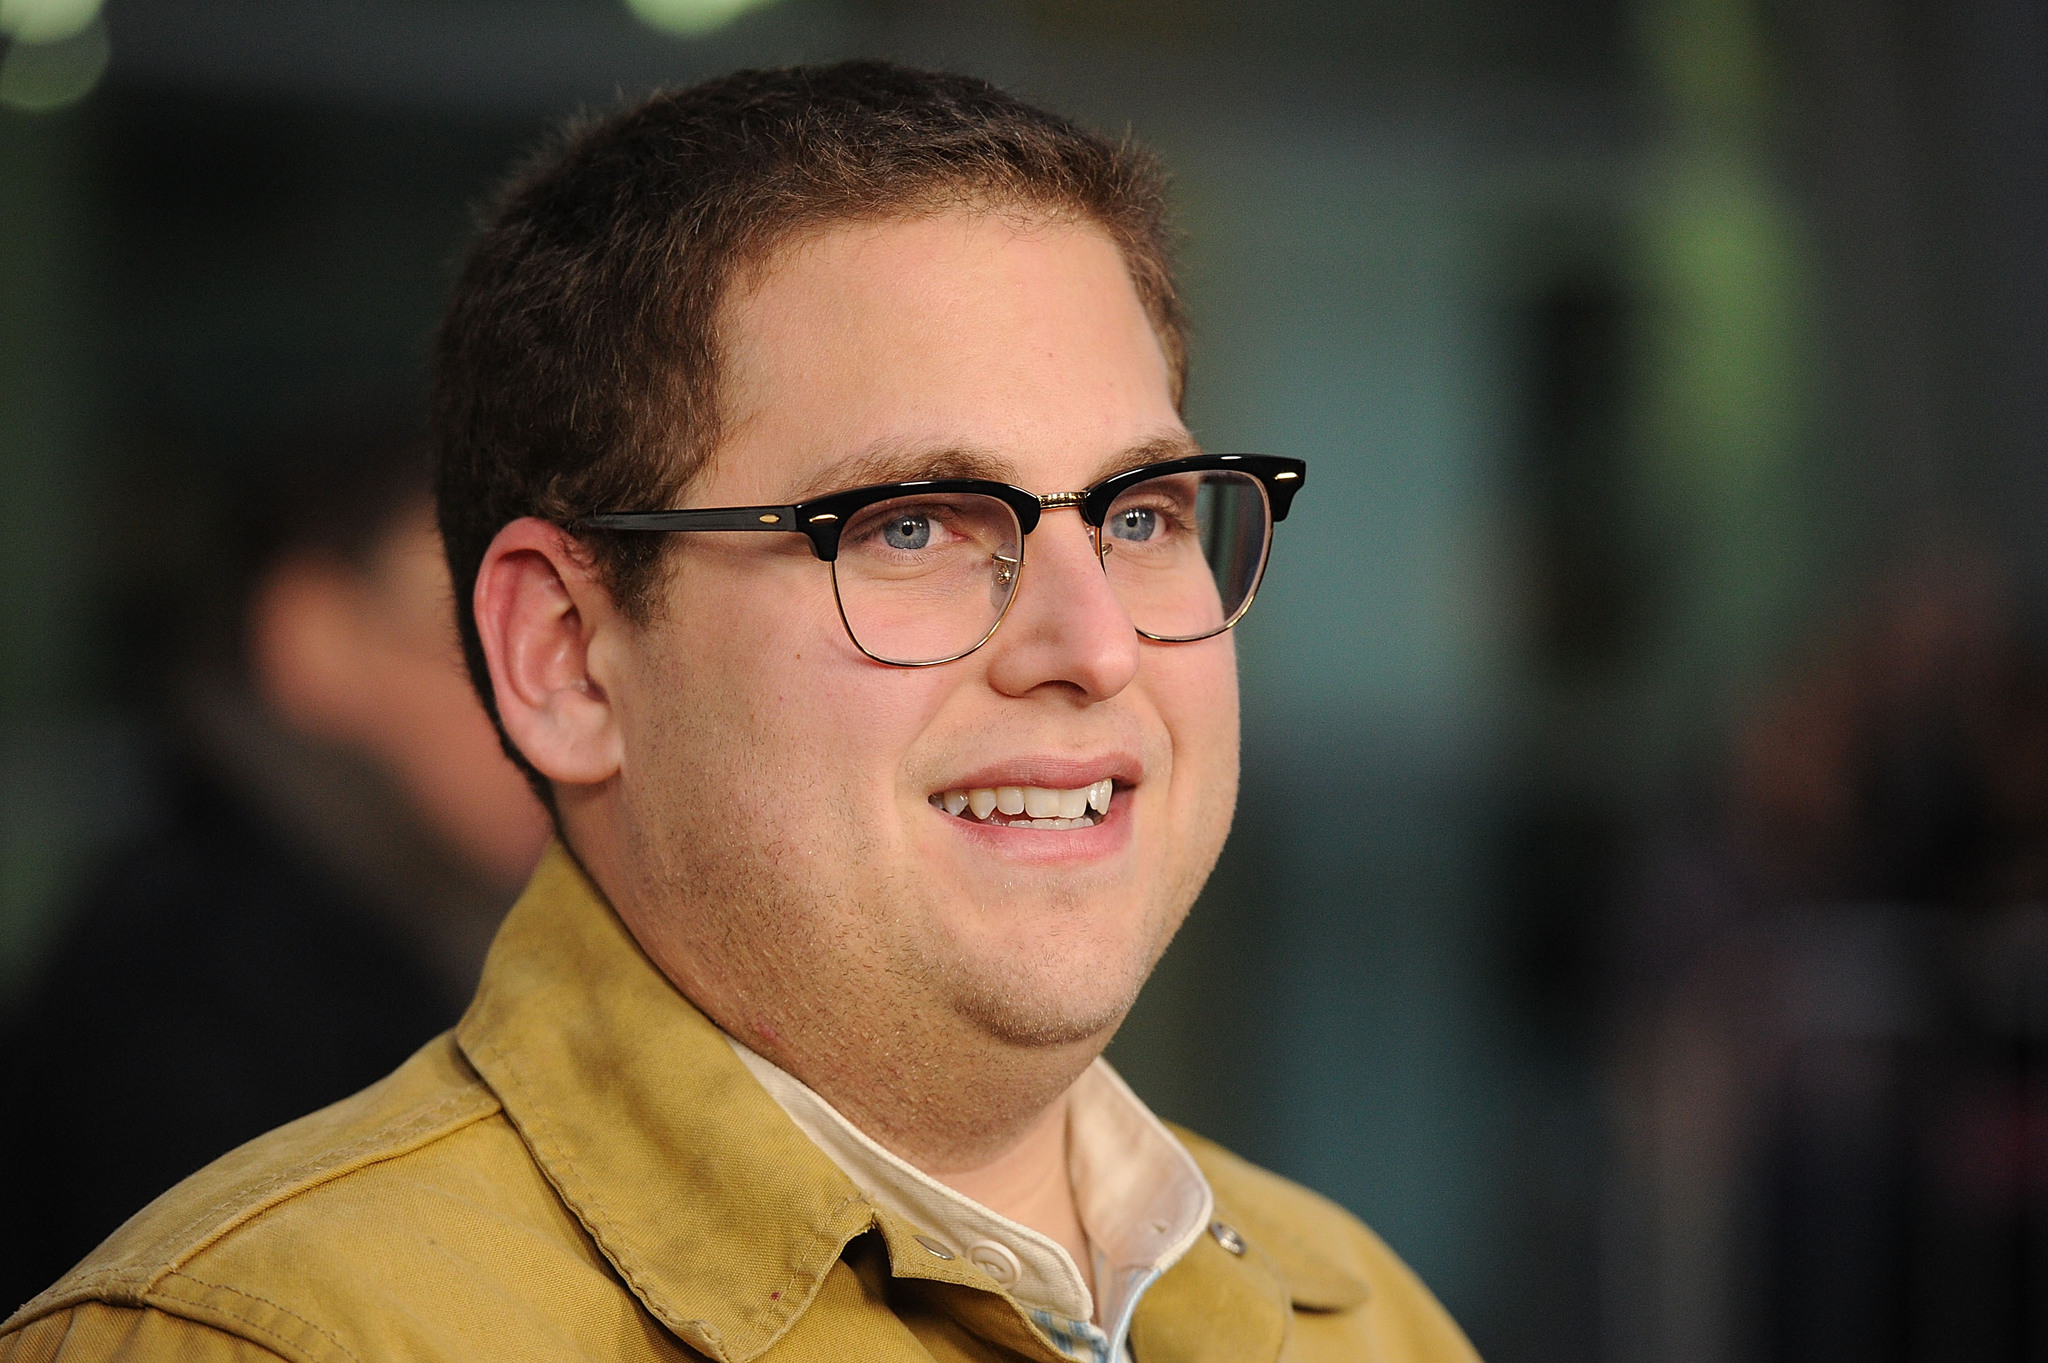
[[3, 1035, 498, 1339], [1169, 1125, 1482, 1362]]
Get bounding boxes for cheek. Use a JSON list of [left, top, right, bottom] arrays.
[[1155, 638, 1241, 793], [624, 556, 951, 815]]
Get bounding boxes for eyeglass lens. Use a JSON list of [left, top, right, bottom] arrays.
[[1100, 470, 1270, 642], [828, 471, 1272, 665]]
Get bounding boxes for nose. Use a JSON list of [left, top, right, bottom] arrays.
[[980, 507, 1140, 702]]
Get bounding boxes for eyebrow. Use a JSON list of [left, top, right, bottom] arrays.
[[1090, 432, 1205, 483], [789, 443, 1013, 501], [788, 430, 1205, 503]]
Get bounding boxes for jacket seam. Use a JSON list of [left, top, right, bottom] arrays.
[[153, 1271, 363, 1363], [47, 1085, 495, 1301], [34, 1302, 291, 1363]]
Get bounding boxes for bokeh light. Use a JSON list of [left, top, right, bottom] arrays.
[[622, 0, 780, 38], [0, 0, 100, 45], [0, 18, 107, 112]]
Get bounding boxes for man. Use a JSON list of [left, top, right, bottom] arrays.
[[0, 416, 549, 1313], [2, 63, 1478, 1362]]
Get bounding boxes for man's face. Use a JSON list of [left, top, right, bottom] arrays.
[[595, 212, 1238, 1060]]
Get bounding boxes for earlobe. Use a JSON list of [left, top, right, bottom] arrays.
[[472, 518, 625, 789]]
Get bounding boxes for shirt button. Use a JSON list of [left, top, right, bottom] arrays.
[[1210, 1221, 1247, 1256], [967, 1239, 1022, 1286]]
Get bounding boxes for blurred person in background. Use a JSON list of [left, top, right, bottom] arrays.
[[1617, 552, 2048, 1363], [0, 412, 550, 1312]]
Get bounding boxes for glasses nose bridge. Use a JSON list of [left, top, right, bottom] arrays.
[[1023, 490, 1103, 563]]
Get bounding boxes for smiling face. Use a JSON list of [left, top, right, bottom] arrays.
[[581, 211, 1239, 1104]]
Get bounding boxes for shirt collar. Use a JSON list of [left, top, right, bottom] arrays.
[[728, 1040, 1213, 1354]]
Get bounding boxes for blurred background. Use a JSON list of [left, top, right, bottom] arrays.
[[5, 0, 2048, 1358]]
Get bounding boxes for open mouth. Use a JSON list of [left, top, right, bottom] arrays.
[[928, 779, 1115, 830]]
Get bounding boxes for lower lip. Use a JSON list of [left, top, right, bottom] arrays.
[[929, 794, 1133, 863]]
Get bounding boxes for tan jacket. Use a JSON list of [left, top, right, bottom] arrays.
[[1, 845, 1479, 1363]]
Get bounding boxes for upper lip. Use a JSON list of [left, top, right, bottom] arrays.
[[932, 753, 1142, 794]]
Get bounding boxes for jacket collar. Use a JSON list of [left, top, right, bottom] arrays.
[[457, 844, 878, 1361], [457, 843, 1357, 1363]]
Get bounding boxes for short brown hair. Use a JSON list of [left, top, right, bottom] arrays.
[[433, 60, 1185, 789]]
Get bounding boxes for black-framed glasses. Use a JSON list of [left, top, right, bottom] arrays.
[[577, 453, 1306, 667]]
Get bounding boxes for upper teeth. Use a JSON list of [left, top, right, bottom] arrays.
[[933, 779, 1113, 828]]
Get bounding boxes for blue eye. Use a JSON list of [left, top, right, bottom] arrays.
[[1109, 507, 1158, 542], [883, 514, 933, 550]]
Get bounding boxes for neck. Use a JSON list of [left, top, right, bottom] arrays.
[[927, 1088, 1094, 1300], [746, 996, 1101, 1298]]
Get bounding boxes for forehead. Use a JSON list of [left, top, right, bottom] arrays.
[[707, 212, 1185, 500]]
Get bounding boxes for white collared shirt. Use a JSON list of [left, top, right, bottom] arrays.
[[729, 1040, 1214, 1363]]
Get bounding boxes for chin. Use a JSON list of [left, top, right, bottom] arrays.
[[952, 988, 1134, 1050], [933, 933, 1160, 1050]]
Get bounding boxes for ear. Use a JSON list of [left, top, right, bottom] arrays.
[[472, 517, 626, 791]]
